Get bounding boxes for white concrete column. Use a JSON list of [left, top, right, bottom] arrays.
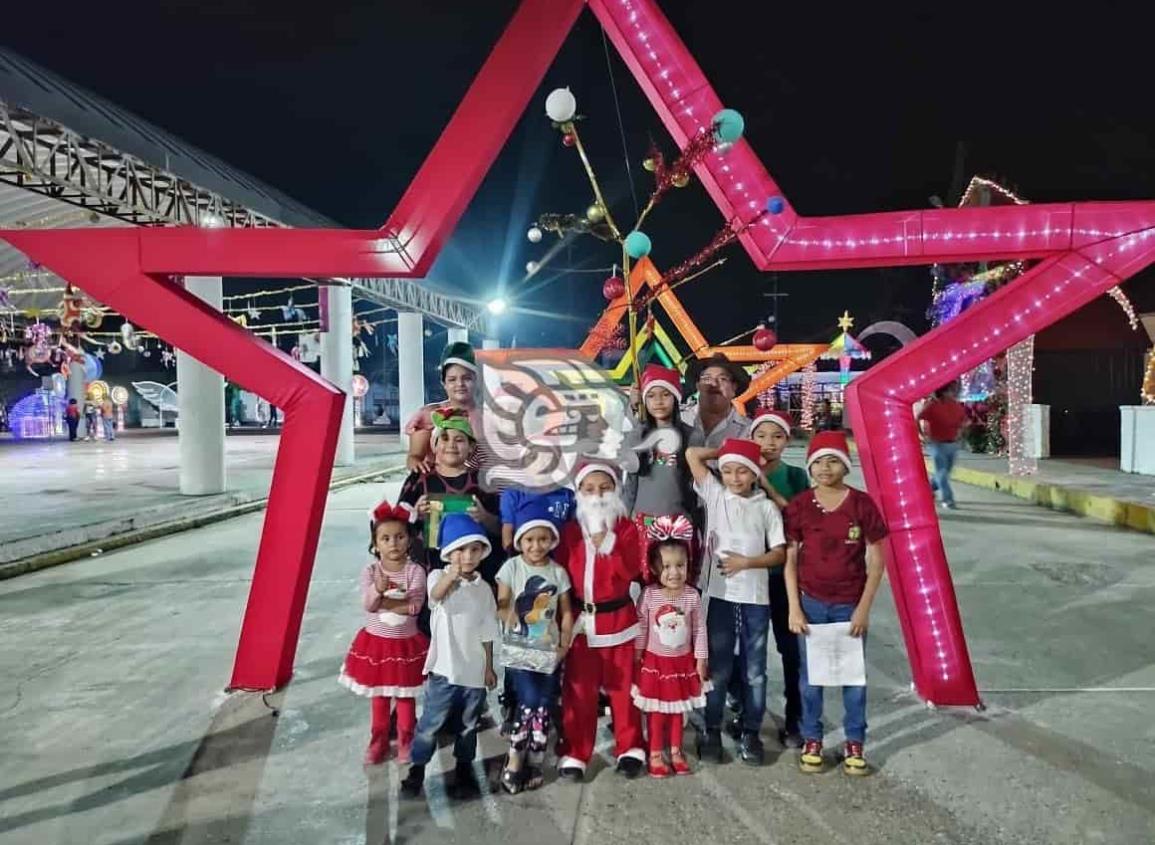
[[482, 337, 500, 350], [176, 276, 226, 495], [66, 359, 86, 404], [447, 327, 469, 345], [397, 311, 426, 447], [320, 285, 355, 466]]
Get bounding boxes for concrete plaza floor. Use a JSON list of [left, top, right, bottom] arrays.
[[0, 430, 406, 566], [1, 456, 1153, 844]]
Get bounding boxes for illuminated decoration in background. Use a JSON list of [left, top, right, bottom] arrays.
[[1004, 337, 1037, 476], [1142, 349, 1155, 405], [111, 385, 130, 432], [799, 363, 817, 430], [1106, 285, 1139, 330], [87, 379, 110, 402], [7, 0, 1155, 706], [583, 257, 826, 404], [9, 390, 63, 439], [133, 381, 179, 425], [753, 361, 776, 410], [821, 311, 871, 385]]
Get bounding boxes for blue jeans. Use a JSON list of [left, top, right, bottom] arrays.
[[410, 673, 488, 766], [797, 593, 867, 744], [102, 417, 116, 441], [705, 599, 770, 733], [506, 667, 559, 711], [928, 441, 960, 506]]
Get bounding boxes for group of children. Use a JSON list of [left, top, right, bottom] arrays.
[[338, 354, 889, 798]]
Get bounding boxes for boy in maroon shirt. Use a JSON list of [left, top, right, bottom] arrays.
[[918, 381, 968, 510], [784, 431, 887, 776]]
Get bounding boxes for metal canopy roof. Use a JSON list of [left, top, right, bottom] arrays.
[[0, 48, 487, 331]]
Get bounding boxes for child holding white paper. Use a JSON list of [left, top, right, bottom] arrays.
[[784, 431, 887, 776]]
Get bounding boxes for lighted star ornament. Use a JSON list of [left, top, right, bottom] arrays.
[[3, 0, 1153, 705]]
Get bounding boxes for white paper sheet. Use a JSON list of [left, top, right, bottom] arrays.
[[804, 622, 866, 687]]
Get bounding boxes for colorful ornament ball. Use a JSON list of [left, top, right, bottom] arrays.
[[603, 275, 626, 301], [713, 108, 745, 143], [624, 230, 652, 259]]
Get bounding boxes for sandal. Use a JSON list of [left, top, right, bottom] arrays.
[[524, 766, 545, 791], [500, 766, 523, 795]]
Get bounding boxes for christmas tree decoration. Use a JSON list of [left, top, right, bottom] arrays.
[[800, 363, 818, 430], [526, 261, 539, 274], [527, 226, 543, 243], [822, 311, 871, 385], [1005, 337, 1037, 476], [586, 204, 605, 222], [562, 133, 576, 147], [766, 196, 786, 215], [672, 172, 690, 188], [642, 156, 658, 172]]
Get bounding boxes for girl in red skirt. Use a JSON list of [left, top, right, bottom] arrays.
[[339, 500, 429, 765], [632, 515, 710, 778]]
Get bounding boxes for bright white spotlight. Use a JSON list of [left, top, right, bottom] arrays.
[[200, 212, 226, 228], [487, 298, 507, 315]]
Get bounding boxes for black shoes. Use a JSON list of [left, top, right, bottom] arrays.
[[400, 764, 425, 798], [615, 756, 644, 779], [558, 764, 584, 782], [449, 761, 480, 799], [697, 728, 723, 763], [738, 731, 765, 766]]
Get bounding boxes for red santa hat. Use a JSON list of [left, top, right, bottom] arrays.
[[750, 410, 791, 438], [717, 438, 763, 476], [640, 363, 682, 403], [806, 430, 852, 470], [573, 457, 621, 490]]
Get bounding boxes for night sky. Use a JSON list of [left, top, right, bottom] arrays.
[[7, 0, 1155, 349]]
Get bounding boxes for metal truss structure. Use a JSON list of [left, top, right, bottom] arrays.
[[0, 96, 483, 329]]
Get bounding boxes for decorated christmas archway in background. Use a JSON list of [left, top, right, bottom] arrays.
[[4, 0, 1154, 704]]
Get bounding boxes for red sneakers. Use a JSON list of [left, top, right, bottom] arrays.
[[842, 741, 869, 776], [799, 739, 824, 773]]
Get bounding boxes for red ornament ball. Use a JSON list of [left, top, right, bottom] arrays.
[[753, 325, 777, 352], [602, 275, 626, 301], [562, 133, 577, 147]]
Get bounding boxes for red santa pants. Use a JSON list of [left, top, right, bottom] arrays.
[[559, 636, 644, 769]]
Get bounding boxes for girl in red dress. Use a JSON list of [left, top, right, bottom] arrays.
[[339, 500, 429, 765], [631, 515, 710, 778]]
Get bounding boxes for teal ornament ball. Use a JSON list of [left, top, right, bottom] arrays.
[[713, 108, 745, 143], [624, 230, 652, 259]]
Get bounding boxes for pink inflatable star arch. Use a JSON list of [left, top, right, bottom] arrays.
[[5, 0, 1152, 701]]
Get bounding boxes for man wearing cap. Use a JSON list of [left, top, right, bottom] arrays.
[[682, 352, 753, 449], [554, 458, 647, 780]]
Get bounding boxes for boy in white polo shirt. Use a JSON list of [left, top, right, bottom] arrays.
[[401, 514, 500, 799], [687, 438, 786, 766]]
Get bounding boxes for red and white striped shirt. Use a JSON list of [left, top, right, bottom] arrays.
[[359, 560, 426, 638], [635, 585, 707, 659]]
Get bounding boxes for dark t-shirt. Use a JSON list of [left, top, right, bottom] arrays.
[[398, 467, 502, 577], [784, 487, 888, 604]]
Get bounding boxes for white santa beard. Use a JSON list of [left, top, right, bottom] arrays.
[[575, 490, 627, 537]]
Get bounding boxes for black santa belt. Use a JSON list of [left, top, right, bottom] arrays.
[[576, 595, 631, 615]]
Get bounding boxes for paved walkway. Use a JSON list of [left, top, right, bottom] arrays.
[[1, 469, 1152, 844], [0, 431, 406, 567], [945, 452, 1155, 534]]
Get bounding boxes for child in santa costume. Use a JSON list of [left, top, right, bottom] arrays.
[[623, 364, 701, 561], [784, 431, 887, 776], [632, 515, 709, 778], [338, 500, 429, 765], [554, 458, 647, 780], [686, 438, 786, 766]]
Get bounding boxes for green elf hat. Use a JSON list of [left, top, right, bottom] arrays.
[[439, 341, 477, 377], [431, 407, 475, 442]]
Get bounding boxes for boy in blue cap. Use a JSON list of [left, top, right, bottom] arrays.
[[400, 513, 499, 800]]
